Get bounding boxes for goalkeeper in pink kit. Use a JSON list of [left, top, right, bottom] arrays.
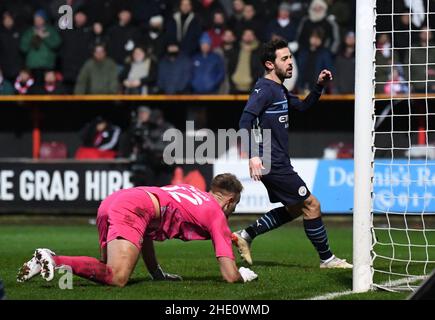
[[17, 173, 258, 286]]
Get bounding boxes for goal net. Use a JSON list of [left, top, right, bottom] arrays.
[[354, 0, 435, 292]]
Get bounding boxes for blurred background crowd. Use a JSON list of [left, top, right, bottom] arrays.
[[1, 0, 434, 181], [0, 0, 359, 96], [1, 0, 433, 96]]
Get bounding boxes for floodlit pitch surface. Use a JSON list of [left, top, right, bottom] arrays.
[[0, 216, 413, 300]]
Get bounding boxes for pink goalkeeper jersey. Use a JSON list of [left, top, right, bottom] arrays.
[[140, 184, 235, 260]]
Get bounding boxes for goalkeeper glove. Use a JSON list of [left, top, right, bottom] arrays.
[[238, 267, 258, 282], [150, 265, 183, 281]]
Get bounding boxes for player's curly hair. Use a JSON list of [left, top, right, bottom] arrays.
[[261, 39, 289, 71], [211, 173, 243, 195]]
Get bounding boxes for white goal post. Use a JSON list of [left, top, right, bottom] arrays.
[[354, 0, 435, 292], [353, 0, 376, 293]]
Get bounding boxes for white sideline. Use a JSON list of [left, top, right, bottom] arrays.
[[306, 277, 423, 300]]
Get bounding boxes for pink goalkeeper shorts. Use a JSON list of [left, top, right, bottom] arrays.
[[96, 188, 157, 250]]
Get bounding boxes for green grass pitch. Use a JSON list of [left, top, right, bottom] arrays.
[[0, 216, 411, 300]]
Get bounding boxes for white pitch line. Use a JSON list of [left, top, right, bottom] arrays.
[[306, 276, 425, 300], [308, 289, 353, 300]]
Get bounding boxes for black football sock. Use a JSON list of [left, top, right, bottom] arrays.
[[245, 206, 294, 240], [303, 217, 333, 261]]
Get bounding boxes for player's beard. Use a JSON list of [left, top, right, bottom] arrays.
[[276, 65, 292, 80]]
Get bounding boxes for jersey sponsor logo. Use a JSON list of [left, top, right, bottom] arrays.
[[254, 88, 262, 93], [298, 186, 307, 197], [278, 115, 288, 123]]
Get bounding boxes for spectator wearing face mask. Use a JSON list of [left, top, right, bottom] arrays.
[[227, 0, 245, 30], [90, 21, 107, 48], [157, 42, 192, 94], [266, 3, 299, 44], [206, 10, 227, 51], [143, 15, 167, 59]]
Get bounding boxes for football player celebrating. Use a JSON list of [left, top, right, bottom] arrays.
[[233, 39, 352, 269]]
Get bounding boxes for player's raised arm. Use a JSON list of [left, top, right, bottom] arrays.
[[317, 69, 333, 86], [289, 69, 333, 111]]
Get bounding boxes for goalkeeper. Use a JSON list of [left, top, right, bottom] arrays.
[[17, 174, 258, 286], [233, 39, 352, 269]]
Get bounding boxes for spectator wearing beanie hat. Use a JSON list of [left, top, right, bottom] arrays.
[[296, 0, 341, 55], [143, 15, 167, 59], [191, 32, 225, 93]]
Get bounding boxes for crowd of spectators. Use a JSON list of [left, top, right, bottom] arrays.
[[373, 0, 435, 95], [0, 0, 433, 96]]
